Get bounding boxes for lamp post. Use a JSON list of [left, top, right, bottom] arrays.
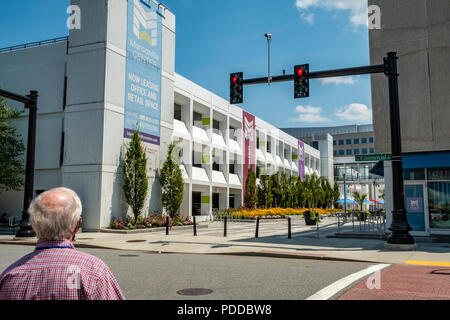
[[385, 52, 414, 246], [264, 33, 272, 85], [0, 89, 38, 237]]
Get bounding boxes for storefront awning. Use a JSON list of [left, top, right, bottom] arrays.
[[403, 152, 450, 169]]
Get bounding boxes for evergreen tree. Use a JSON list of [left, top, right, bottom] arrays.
[[257, 174, 273, 208], [0, 95, 25, 193], [280, 172, 290, 208], [244, 166, 257, 209], [333, 181, 341, 207], [123, 130, 148, 224], [159, 143, 185, 218], [270, 173, 282, 207]]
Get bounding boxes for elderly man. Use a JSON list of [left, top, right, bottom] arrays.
[[0, 187, 125, 300]]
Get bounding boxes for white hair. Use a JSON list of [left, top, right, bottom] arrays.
[[29, 187, 82, 240]]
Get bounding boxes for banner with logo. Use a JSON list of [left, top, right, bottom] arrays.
[[298, 140, 305, 181], [124, 0, 162, 176], [243, 111, 256, 196]]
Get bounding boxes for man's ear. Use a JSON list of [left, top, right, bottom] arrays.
[[73, 218, 81, 234]]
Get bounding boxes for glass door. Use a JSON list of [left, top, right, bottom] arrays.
[[404, 183, 428, 235]]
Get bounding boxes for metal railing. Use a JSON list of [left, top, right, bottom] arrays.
[[0, 36, 69, 53]]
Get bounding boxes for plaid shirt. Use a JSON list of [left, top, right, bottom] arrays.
[[0, 239, 125, 300]]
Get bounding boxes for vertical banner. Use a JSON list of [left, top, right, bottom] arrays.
[[243, 111, 256, 197], [298, 140, 305, 181], [124, 0, 162, 176]]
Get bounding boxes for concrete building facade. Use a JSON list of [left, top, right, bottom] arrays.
[[369, 0, 450, 235]]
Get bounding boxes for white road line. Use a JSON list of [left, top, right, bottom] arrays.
[[305, 264, 391, 300]]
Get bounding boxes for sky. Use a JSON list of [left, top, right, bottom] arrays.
[[0, 0, 373, 129]]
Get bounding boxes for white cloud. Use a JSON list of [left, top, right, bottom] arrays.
[[295, 0, 369, 27], [335, 103, 372, 122], [290, 105, 332, 123], [320, 76, 358, 85]]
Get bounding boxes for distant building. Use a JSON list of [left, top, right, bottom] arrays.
[[281, 124, 375, 158], [281, 125, 384, 207]]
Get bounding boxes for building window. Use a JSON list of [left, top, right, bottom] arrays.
[[267, 139, 271, 153], [339, 150, 345, 156], [362, 148, 368, 154], [403, 168, 425, 181], [428, 181, 450, 229], [369, 137, 374, 143], [354, 149, 360, 155], [333, 140, 336, 146], [362, 138, 367, 144], [370, 148, 374, 154], [346, 149, 352, 155], [334, 150, 337, 156], [213, 119, 220, 130], [353, 138, 359, 144], [312, 141, 319, 150], [229, 163, 235, 174], [338, 140, 344, 146], [346, 139, 351, 145], [174, 104, 182, 121]]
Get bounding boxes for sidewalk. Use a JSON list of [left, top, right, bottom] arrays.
[[1, 220, 449, 266], [338, 264, 450, 300]]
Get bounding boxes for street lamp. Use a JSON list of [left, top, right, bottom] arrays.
[[385, 52, 414, 246], [264, 33, 272, 85], [0, 89, 38, 237]]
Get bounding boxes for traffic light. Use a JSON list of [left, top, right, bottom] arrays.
[[294, 64, 309, 98], [230, 72, 243, 104]]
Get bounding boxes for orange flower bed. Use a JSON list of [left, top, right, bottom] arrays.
[[216, 208, 341, 219]]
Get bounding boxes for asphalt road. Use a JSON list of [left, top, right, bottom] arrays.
[[0, 244, 373, 300]]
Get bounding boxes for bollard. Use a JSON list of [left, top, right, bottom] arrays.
[[224, 216, 227, 237], [288, 217, 291, 239], [193, 215, 197, 236], [337, 212, 340, 233], [316, 216, 319, 238], [166, 215, 169, 235], [255, 217, 260, 238]]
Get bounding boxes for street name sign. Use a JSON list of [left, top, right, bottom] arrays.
[[355, 154, 392, 162]]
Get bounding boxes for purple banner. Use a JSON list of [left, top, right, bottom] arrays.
[[124, 128, 160, 145], [298, 140, 305, 181]]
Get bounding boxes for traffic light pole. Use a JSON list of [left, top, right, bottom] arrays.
[[0, 89, 38, 238], [241, 64, 385, 86], [234, 51, 414, 247]]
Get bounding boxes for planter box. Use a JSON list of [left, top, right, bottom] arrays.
[[303, 212, 317, 226]]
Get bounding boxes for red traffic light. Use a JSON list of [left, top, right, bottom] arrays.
[[296, 68, 304, 76], [232, 76, 238, 83]]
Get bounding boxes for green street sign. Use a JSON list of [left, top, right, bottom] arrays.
[[355, 154, 392, 162]]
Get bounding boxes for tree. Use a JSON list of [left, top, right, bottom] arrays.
[[159, 143, 184, 218], [244, 166, 257, 209], [123, 130, 148, 224], [295, 177, 305, 208], [270, 173, 282, 207], [378, 187, 385, 200], [289, 176, 299, 208], [0, 95, 25, 193], [257, 174, 272, 208], [280, 172, 290, 208], [333, 181, 340, 207], [353, 191, 367, 212]]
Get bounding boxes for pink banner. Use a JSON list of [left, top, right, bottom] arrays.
[[243, 110, 256, 199]]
